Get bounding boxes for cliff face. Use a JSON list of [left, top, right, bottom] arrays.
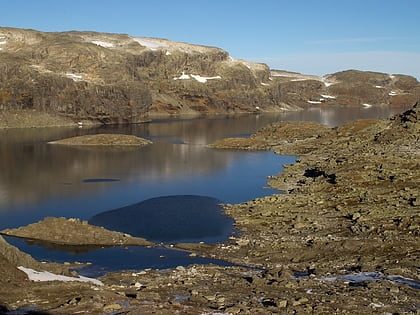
[[0, 27, 419, 124]]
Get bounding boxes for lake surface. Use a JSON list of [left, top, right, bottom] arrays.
[[0, 105, 409, 275]]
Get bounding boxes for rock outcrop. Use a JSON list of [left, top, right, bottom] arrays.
[[48, 133, 152, 146], [1, 27, 419, 126], [1, 217, 153, 246]]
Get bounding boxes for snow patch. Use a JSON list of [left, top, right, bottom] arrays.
[[174, 72, 221, 83], [362, 103, 372, 108], [0, 41, 6, 45], [91, 40, 114, 48], [133, 37, 168, 49], [191, 74, 221, 83], [271, 73, 292, 77], [321, 94, 336, 99], [375, 85, 383, 88], [261, 82, 269, 86], [308, 100, 322, 104], [389, 91, 399, 96], [66, 73, 83, 80], [173, 72, 191, 80], [165, 51, 172, 56], [18, 266, 103, 285]]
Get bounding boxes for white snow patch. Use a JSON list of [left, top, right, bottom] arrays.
[[173, 71, 191, 80], [389, 74, 396, 79], [291, 78, 307, 82], [321, 94, 336, 99], [362, 103, 372, 108], [389, 91, 399, 96], [91, 40, 114, 48], [261, 82, 269, 86], [0, 41, 6, 45], [18, 266, 103, 285], [191, 74, 221, 83], [165, 51, 172, 56], [308, 100, 322, 104], [174, 72, 221, 83], [66, 73, 83, 80], [133, 37, 168, 49], [375, 85, 383, 88], [271, 73, 293, 77]]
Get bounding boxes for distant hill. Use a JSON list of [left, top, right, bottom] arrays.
[[0, 27, 419, 126]]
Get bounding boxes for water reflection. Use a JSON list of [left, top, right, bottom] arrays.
[[0, 106, 411, 272], [0, 106, 409, 226]]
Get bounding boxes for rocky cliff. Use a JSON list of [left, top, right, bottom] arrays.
[[1, 27, 419, 125]]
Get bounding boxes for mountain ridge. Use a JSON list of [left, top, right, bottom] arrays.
[[1, 27, 419, 126]]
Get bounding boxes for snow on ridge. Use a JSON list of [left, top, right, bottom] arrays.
[[173, 72, 221, 83], [375, 85, 383, 88], [133, 37, 168, 50], [66, 73, 83, 81], [308, 100, 322, 104], [321, 94, 336, 99], [18, 266, 103, 285], [362, 103, 372, 108], [0, 37, 6, 50], [91, 40, 114, 48], [389, 91, 399, 96], [191, 74, 221, 83], [174, 72, 191, 80]]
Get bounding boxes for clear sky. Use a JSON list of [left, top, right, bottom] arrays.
[[2, 0, 420, 79]]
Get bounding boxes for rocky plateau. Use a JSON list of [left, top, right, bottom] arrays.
[[1, 27, 419, 127]]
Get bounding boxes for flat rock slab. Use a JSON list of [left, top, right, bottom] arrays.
[[1, 217, 153, 247], [48, 134, 152, 146]]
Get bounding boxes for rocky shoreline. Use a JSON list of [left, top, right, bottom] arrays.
[[0, 103, 419, 314]]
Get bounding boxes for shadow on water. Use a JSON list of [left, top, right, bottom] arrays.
[[89, 195, 234, 244]]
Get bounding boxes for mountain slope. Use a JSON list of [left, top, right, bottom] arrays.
[[0, 27, 419, 125]]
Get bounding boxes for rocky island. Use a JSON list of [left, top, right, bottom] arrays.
[[0, 102, 418, 314], [48, 133, 152, 146]]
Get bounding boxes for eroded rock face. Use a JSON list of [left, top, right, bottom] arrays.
[[1, 27, 419, 127]]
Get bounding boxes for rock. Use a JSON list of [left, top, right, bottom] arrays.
[[48, 134, 152, 146], [103, 303, 122, 311]]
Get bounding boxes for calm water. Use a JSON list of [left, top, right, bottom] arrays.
[[0, 106, 408, 275]]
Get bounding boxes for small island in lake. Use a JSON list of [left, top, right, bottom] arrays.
[[48, 134, 152, 146]]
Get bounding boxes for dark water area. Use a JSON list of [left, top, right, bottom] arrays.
[[4, 236, 232, 277], [0, 106, 410, 273], [89, 195, 234, 244]]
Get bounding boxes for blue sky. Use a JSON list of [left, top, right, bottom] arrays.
[[2, 0, 420, 79]]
